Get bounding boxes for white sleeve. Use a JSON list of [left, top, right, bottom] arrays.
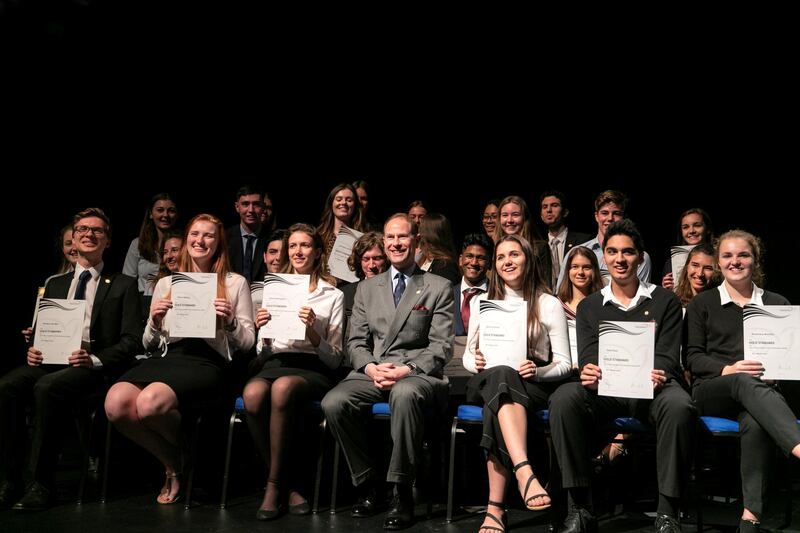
[[314, 289, 344, 369], [461, 295, 483, 374], [533, 294, 573, 382], [225, 274, 256, 352], [143, 276, 170, 351], [123, 239, 140, 279]]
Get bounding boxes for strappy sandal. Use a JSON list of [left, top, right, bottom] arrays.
[[478, 500, 508, 533], [512, 460, 551, 511], [156, 471, 182, 505]]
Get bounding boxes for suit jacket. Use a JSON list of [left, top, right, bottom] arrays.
[[43, 270, 143, 379], [225, 225, 267, 282], [347, 267, 454, 378], [563, 229, 592, 258]]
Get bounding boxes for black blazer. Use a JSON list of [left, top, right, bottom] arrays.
[[43, 270, 143, 379], [452, 283, 467, 336], [225, 225, 267, 282], [563, 229, 592, 258]]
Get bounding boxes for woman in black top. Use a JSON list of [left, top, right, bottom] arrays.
[[686, 229, 800, 532]]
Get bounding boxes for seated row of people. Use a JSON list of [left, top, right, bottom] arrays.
[[2, 210, 797, 533]]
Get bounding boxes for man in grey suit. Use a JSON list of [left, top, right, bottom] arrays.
[[322, 213, 454, 530]]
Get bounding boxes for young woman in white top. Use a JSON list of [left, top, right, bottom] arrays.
[[244, 223, 344, 520], [123, 193, 179, 298], [105, 213, 255, 505], [462, 234, 571, 532]]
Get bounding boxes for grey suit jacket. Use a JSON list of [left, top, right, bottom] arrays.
[[347, 267, 454, 378]]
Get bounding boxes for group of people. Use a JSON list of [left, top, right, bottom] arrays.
[[0, 185, 797, 533]]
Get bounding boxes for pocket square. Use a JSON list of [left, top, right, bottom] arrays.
[[412, 304, 429, 312]]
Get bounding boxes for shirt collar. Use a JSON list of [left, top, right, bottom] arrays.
[[718, 281, 764, 306], [549, 226, 568, 244], [390, 264, 416, 280], [601, 280, 656, 309], [76, 262, 103, 280], [460, 278, 488, 293]]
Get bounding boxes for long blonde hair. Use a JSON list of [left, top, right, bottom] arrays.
[[177, 214, 231, 298]]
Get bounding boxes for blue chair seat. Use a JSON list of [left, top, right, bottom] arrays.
[[456, 405, 483, 421], [699, 416, 739, 434]]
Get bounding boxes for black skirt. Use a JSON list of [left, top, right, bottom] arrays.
[[466, 365, 563, 470], [251, 352, 336, 399], [118, 338, 227, 410]]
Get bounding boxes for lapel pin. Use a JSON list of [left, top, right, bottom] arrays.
[[644, 311, 649, 316], [105, 279, 111, 284], [416, 289, 421, 294]]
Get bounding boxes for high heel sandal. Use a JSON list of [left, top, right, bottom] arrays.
[[478, 500, 508, 533], [512, 460, 551, 511], [256, 479, 285, 521], [156, 471, 182, 505]]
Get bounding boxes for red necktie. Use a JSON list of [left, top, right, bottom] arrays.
[[461, 288, 481, 331]]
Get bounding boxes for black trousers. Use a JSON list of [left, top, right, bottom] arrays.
[[0, 364, 104, 487], [320, 372, 448, 487], [548, 380, 695, 498], [693, 374, 800, 516]]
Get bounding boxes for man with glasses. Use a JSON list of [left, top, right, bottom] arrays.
[[0, 208, 142, 511]]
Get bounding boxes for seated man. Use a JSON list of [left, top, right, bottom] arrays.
[[548, 219, 694, 533], [322, 213, 454, 530], [0, 208, 142, 510]]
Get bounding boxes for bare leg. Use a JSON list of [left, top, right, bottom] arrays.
[[479, 454, 508, 532], [497, 400, 550, 509], [243, 378, 272, 465]]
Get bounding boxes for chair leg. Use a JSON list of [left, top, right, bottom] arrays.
[[312, 419, 326, 514], [446, 416, 458, 523], [183, 415, 202, 510], [330, 439, 340, 514], [100, 421, 113, 503], [219, 410, 239, 509]]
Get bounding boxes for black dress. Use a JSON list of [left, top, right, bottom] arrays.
[[251, 352, 336, 399]]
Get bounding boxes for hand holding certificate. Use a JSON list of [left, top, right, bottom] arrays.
[[260, 273, 310, 341], [32, 298, 86, 364], [598, 321, 654, 399], [478, 299, 527, 370], [171, 273, 217, 339], [744, 305, 800, 380], [327, 225, 364, 283]]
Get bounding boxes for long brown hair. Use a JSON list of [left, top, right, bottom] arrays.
[[317, 183, 366, 254], [675, 243, 718, 306], [418, 213, 456, 263], [280, 223, 336, 289], [487, 234, 548, 345], [492, 195, 545, 246], [137, 192, 178, 263], [177, 214, 231, 298], [556, 246, 603, 303]]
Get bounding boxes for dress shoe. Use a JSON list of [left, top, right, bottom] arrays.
[[556, 505, 597, 533], [255, 504, 285, 521], [655, 513, 682, 532], [351, 483, 380, 518], [12, 482, 52, 511], [738, 518, 769, 532], [288, 500, 311, 515], [0, 481, 21, 509], [383, 491, 414, 530]]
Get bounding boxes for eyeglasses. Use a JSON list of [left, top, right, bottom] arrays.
[[482, 214, 498, 221], [74, 225, 107, 236]]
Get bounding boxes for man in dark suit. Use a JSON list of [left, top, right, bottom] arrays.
[[540, 190, 591, 288], [225, 186, 268, 283], [453, 233, 492, 337], [0, 208, 142, 510], [322, 213, 454, 530]]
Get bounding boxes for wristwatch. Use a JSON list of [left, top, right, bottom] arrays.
[[405, 362, 419, 375], [224, 318, 238, 332]]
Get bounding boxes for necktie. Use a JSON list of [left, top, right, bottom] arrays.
[[243, 235, 256, 283], [74, 270, 92, 300], [461, 287, 481, 331], [393, 272, 406, 307], [550, 238, 561, 286]]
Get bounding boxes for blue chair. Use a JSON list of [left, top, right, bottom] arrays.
[[695, 416, 794, 531], [219, 397, 327, 511], [329, 402, 437, 517]]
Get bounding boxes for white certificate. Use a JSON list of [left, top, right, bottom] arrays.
[[171, 272, 217, 339], [260, 273, 310, 341], [670, 245, 696, 291], [327, 225, 364, 283], [567, 318, 578, 366], [33, 298, 86, 364], [478, 299, 527, 370], [598, 321, 654, 399], [31, 286, 45, 329], [744, 305, 800, 380]]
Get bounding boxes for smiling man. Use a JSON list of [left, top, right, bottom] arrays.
[[0, 208, 142, 511], [548, 219, 694, 533], [226, 186, 268, 283], [454, 233, 493, 336], [322, 213, 454, 530]]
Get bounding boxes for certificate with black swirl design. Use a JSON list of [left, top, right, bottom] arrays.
[[171, 273, 217, 339], [259, 273, 310, 341], [598, 321, 654, 399], [744, 305, 800, 380], [33, 298, 86, 364], [478, 299, 527, 370]]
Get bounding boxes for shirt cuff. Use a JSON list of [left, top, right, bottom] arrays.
[[89, 355, 103, 369]]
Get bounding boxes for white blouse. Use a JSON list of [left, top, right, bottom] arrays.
[[462, 286, 572, 381], [143, 272, 256, 360], [256, 279, 344, 370]]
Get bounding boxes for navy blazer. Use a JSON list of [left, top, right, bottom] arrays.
[[43, 270, 143, 379], [225, 225, 267, 282]]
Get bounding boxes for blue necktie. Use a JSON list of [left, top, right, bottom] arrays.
[[243, 235, 256, 283], [393, 272, 406, 307], [74, 270, 92, 300]]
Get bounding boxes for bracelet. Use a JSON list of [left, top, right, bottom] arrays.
[[224, 318, 238, 332]]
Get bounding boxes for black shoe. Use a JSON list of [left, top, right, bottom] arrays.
[[12, 482, 52, 511], [0, 481, 21, 509], [556, 505, 597, 533], [383, 491, 414, 530], [738, 518, 769, 533], [255, 504, 285, 521], [655, 513, 682, 532], [351, 483, 379, 518]]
